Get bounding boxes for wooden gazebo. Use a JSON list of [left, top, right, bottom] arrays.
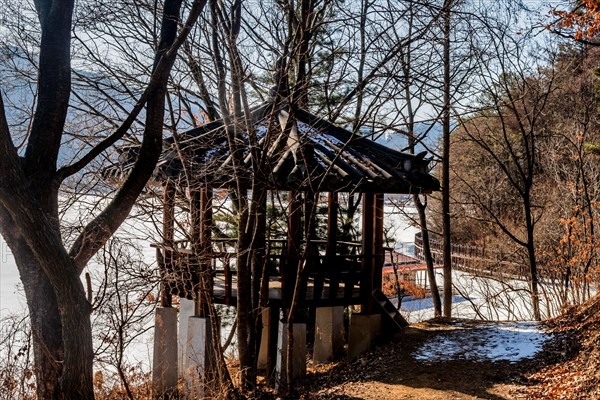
[[151, 103, 439, 313], [110, 101, 440, 395]]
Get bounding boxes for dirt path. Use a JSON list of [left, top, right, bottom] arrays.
[[297, 320, 555, 400]]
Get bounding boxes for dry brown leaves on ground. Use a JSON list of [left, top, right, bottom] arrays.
[[292, 312, 599, 400], [518, 296, 600, 399]]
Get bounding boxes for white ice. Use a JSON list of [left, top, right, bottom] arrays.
[[412, 321, 549, 363]]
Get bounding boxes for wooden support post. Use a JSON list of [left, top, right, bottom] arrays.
[[253, 191, 268, 365], [191, 187, 202, 245], [161, 180, 176, 308], [326, 192, 339, 301], [200, 186, 212, 251], [283, 191, 302, 315], [361, 193, 375, 313], [373, 193, 384, 301], [287, 191, 302, 258], [302, 192, 317, 303], [163, 181, 176, 246], [253, 191, 267, 313], [326, 192, 338, 257], [195, 185, 213, 317], [189, 187, 202, 306], [304, 192, 317, 241]]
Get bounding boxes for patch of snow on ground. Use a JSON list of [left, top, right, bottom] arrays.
[[413, 322, 549, 363]]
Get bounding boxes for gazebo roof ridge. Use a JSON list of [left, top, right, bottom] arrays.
[[104, 100, 440, 194]]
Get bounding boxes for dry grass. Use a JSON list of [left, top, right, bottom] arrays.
[[520, 296, 600, 399]]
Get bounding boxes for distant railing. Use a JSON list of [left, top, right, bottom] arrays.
[[414, 232, 528, 280]]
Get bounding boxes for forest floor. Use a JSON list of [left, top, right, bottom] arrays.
[[289, 298, 600, 400]]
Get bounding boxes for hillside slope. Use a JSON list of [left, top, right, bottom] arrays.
[[294, 304, 600, 400], [523, 296, 600, 399]]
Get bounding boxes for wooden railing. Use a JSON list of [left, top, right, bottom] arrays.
[[414, 232, 528, 280], [153, 239, 378, 305]]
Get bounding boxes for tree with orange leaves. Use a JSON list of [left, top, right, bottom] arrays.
[[553, 1, 600, 41]]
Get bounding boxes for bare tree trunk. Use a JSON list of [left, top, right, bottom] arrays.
[[0, 188, 94, 399], [413, 196, 442, 317], [5, 234, 63, 399], [236, 192, 255, 389], [57, 285, 94, 398], [250, 189, 267, 378], [399, 13, 442, 317], [442, 0, 453, 318], [352, 0, 369, 131], [0, 206, 59, 399], [524, 194, 541, 320]]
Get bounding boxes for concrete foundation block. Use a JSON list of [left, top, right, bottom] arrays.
[[313, 306, 345, 364], [275, 321, 306, 387], [257, 308, 271, 370], [152, 307, 178, 398], [178, 298, 195, 378], [347, 313, 381, 361], [183, 317, 214, 399]]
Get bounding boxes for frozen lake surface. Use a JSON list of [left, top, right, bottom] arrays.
[[0, 236, 23, 317]]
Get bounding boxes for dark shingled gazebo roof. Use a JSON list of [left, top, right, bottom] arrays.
[[155, 102, 439, 194]]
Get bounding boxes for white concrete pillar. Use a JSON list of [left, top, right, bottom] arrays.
[[347, 313, 381, 361], [257, 308, 271, 370], [313, 306, 345, 364], [152, 307, 178, 398], [183, 316, 213, 399], [178, 298, 195, 378], [275, 321, 306, 388]]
